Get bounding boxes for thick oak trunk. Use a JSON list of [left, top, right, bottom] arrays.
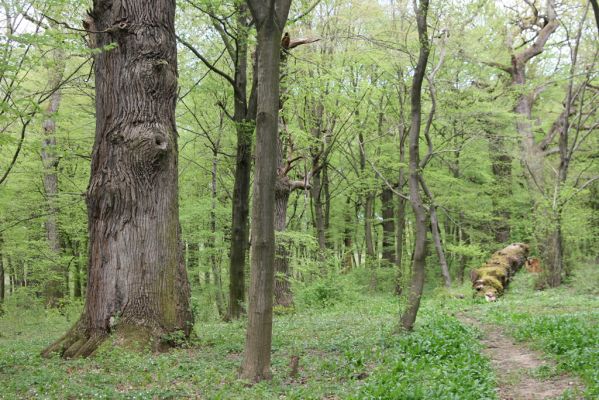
[[42, 0, 192, 358]]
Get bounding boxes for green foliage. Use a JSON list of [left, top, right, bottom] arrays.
[[355, 313, 497, 400], [1, 293, 498, 399], [473, 269, 599, 399], [296, 277, 347, 309]]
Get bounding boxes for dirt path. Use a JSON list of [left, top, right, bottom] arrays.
[[458, 313, 583, 400]]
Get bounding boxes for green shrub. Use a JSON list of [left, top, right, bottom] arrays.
[[296, 278, 345, 308]]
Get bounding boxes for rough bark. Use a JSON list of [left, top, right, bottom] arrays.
[[381, 186, 395, 265], [510, 2, 559, 283], [399, 0, 430, 332], [41, 47, 66, 306], [227, 4, 256, 321], [42, 0, 193, 358], [241, 0, 291, 383]]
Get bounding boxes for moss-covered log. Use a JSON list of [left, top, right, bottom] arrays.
[[470, 243, 529, 301]]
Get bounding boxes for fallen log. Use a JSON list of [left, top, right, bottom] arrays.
[[470, 243, 529, 301]]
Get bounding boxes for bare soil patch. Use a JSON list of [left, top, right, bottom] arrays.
[[458, 313, 583, 400]]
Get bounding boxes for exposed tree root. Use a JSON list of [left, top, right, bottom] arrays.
[[41, 318, 177, 359]]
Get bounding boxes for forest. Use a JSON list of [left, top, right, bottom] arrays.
[[0, 0, 598, 398]]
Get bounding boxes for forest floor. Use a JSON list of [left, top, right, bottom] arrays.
[[457, 313, 582, 400], [0, 265, 597, 399]]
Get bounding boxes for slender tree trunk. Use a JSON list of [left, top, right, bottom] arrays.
[[381, 186, 395, 265], [41, 47, 66, 306], [399, 0, 430, 332], [311, 168, 327, 252], [419, 178, 451, 287], [210, 149, 226, 317], [227, 5, 256, 321], [241, 0, 291, 382], [227, 121, 252, 319], [42, 0, 193, 358], [395, 138, 407, 294]]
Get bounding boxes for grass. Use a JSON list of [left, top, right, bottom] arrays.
[[0, 265, 597, 399], [0, 274, 497, 400], [467, 264, 599, 399]]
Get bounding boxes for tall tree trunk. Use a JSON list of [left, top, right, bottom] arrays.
[[241, 0, 291, 383], [227, 4, 256, 321], [381, 186, 395, 265], [42, 0, 193, 358], [41, 47, 66, 306], [419, 178, 451, 287], [399, 0, 430, 332], [511, 5, 559, 283], [395, 134, 407, 294], [210, 149, 226, 317]]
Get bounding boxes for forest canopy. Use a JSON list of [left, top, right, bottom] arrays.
[[0, 0, 597, 397]]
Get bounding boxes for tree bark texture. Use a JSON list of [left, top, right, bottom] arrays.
[[227, 4, 256, 321], [471, 243, 529, 301], [399, 0, 430, 332], [42, 0, 192, 358], [41, 47, 66, 306], [509, 3, 559, 283], [241, 0, 291, 383]]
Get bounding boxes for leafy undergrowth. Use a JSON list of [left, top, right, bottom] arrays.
[[467, 264, 599, 399], [0, 286, 495, 399]]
